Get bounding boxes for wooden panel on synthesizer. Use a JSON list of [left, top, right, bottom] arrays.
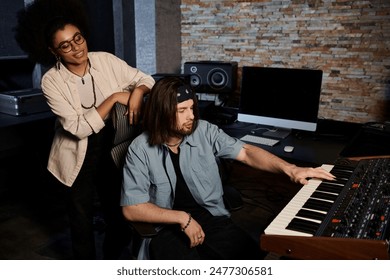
[[260, 234, 389, 260]]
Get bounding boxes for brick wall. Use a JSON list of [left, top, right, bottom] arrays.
[[180, 0, 390, 123]]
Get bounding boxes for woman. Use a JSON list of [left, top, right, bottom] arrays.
[[15, 0, 155, 259]]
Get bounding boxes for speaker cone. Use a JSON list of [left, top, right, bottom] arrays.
[[208, 68, 228, 89], [190, 74, 201, 88]]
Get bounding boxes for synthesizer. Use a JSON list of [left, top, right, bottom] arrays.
[[261, 157, 390, 259]]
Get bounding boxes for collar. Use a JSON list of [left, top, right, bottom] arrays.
[[56, 54, 93, 82]]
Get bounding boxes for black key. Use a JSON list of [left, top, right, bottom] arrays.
[[321, 179, 345, 186], [303, 198, 333, 212], [332, 165, 355, 172], [311, 191, 338, 201], [331, 171, 351, 180], [317, 182, 343, 194], [286, 218, 319, 235], [327, 177, 348, 184], [296, 209, 326, 222]]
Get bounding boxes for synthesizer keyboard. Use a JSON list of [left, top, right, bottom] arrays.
[[261, 157, 390, 259]]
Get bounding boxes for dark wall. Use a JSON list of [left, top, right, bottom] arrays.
[[0, 0, 127, 91], [83, 0, 115, 54], [0, 0, 27, 59], [0, 0, 117, 59]]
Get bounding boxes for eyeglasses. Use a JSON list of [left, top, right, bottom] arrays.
[[55, 32, 85, 53]]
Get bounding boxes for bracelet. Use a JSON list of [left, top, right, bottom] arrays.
[[181, 213, 192, 232]]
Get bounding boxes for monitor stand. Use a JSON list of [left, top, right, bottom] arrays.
[[262, 127, 291, 139]]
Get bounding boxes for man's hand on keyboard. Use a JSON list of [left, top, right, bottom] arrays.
[[287, 165, 336, 185]]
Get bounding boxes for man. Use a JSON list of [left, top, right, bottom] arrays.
[[120, 77, 335, 259]]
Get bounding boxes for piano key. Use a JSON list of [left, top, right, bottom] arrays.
[[329, 167, 354, 181], [296, 209, 326, 222], [325, 177, 349, 184], [332, 164, 355, 172], [331, 170, 352, 179], [264, 186, 324, 235], [264, 164, 336, 236], [263, 159, 390, 256], [317, 183, 343, 194], [303, 198, 333, 212], [331, 165, 354, 172], [286, 218, 320, 235], [311, 191, 338, 201]]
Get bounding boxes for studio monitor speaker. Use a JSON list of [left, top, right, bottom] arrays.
[[184, 61, 238, 94]]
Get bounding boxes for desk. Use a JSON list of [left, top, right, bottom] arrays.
[[220, 119, 361, 166]]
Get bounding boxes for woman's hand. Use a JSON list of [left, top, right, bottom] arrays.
[[127, 89, 144, 125], [127, 85, 150, 125]]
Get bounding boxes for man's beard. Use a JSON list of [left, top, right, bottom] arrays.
[[175, 121, 193, 136]]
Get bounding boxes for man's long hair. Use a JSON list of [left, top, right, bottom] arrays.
[[143, 77, 199, 146]]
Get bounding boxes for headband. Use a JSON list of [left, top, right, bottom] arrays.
[[176, 84, 194, 103]]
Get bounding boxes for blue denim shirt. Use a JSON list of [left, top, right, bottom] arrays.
[[120, 120, 244, 217]]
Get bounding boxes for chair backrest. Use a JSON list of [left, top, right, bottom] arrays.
[[111, 102, 142, 168]]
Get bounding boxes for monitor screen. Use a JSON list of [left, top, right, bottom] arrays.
[[237, 66, 323, 138]]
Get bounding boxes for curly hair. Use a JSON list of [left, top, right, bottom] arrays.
[[14, 0, 89, 66]]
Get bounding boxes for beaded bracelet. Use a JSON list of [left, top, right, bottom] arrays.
[[181, 213, 192, 232]]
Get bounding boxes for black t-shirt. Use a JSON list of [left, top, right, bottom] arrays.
[[169, 149, 205, 215]]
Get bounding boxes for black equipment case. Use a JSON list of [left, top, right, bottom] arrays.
[[0, 88, 50, 116]]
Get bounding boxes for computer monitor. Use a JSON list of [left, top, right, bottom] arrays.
[[237, 66, 323, 138]]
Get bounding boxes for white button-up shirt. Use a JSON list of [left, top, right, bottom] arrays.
[[41, 51, 155, 186]]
